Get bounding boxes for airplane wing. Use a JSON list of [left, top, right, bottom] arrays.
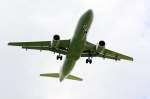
[[8, 41, 50, 46], [82, 41, 133, 61], [8, 40, 70, 55]]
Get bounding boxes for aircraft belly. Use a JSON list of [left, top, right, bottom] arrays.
[[59, 9, 93, 81], [60, 38, 85, 80], [60, 58, 76, 79], [70, 42, 84, 60], [69, 35, 86, 60]]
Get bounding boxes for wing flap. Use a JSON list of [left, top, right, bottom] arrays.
[[22, 46, 67, 55], [22, 46, 49, 50]]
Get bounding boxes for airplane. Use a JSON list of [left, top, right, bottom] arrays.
[[8, 9, 133, 82]]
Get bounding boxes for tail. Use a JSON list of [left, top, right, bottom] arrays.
[[40, 73, 83, 81]]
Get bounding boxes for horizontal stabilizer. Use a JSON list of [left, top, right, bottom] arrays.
[[40, 73, 83, 81]]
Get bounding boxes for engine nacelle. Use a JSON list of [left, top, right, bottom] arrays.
[[96, 40, 106, 53], [99, 40, 105, 47], [52, 34, 60, 48], [53, 34, 60, 40]]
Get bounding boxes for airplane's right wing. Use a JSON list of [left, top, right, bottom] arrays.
[[8, 40, 70, 55], [82, 41, 133, 61], [98, 48, 133, 61]]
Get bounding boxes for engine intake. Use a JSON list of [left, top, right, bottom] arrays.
[[96, 40, 106, 53], [52, 34, 60, 48], [99, 40, 105, 47], [53, 34, 60, 40]]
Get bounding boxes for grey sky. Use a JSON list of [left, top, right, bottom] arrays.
[[0, 0, 150, 99]]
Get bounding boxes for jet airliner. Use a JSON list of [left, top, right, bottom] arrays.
[[8, 9, 133, 82]]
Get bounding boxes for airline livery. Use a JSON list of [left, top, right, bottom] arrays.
[[8, 9, 133, 82]]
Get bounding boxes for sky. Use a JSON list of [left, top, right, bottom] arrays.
[[0, 0, 150, 99]]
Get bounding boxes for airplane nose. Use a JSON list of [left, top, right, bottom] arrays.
[[86, 9, 93, 15]]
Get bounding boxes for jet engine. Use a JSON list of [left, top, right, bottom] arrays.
[[96, 40, 105, 53], [53, 34, 60, 40], [99, 40, 105, 47], [52, 34, 60, 48]]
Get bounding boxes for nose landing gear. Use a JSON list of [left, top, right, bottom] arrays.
[[83, 25, 88, 34]]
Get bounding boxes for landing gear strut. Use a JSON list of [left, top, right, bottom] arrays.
[[56, 54, 63, 60], [86, 57, 92, 64], [83, 25, 88, 34], [84, 30, 88, 34]]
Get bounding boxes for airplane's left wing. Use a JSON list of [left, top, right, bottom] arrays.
[[8, 40, 70, 55]]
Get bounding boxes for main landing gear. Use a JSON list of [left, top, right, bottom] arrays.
[[86, 58, 92, 64], [56, 54, 63, 60]]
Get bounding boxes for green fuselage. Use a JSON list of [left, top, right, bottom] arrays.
[[59, 9, 93, 82]]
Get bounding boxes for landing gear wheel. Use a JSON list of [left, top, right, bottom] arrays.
[[86, 59, 89, 63], [89, 59, 92, 64], [60, 55, 63, 60], [86, 58, 92, 64], [56, 55, 63, 60], [56, 55, 59, 60]]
